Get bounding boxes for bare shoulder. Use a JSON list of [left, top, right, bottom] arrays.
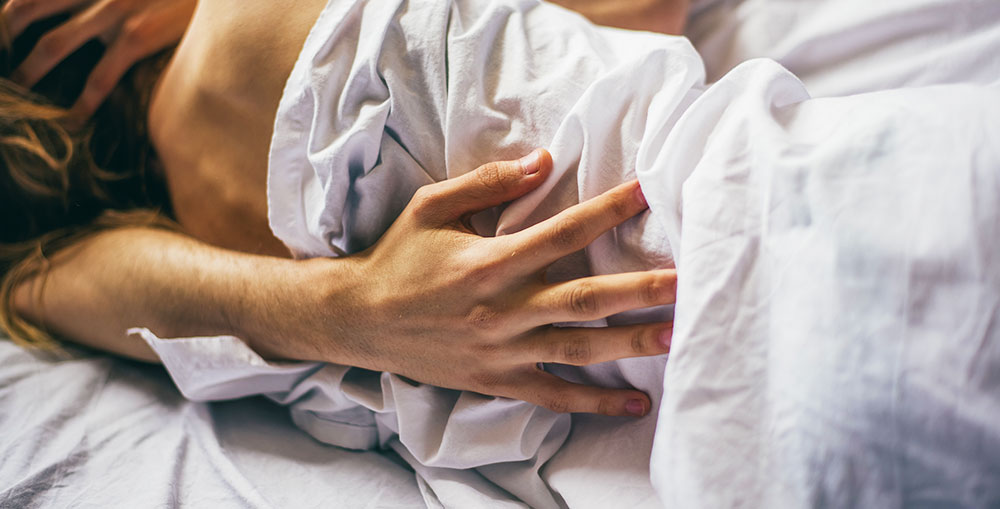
[[146, 0, 327, 257]]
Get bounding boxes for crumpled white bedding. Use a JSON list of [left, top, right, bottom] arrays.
[[656, 1, 1000, 507], [135, 0, 1000, 507], [0, 337, 424, 508], [143, 1, 686, 507], [3, 1, 999, 508]]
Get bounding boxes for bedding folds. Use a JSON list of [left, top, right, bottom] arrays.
[[133, 0, 1000, 507], [0, 338, 424, 508], [143, 1, 690, 506]]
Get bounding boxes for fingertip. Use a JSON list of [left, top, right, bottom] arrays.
[[624, 395, 651, 417], [634, 180, 648, 208], [519, 149, 542, 175], [537, 148, 553, 173], [518, 148, 553, 177], [658, 326, 672, 351]]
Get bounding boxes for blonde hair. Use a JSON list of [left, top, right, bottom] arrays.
[[0, 10, 175, 348]]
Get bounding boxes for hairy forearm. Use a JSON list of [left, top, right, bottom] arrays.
[[12, 227, 347, 363]]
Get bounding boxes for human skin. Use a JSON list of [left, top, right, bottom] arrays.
[[3, 0, 198, 117], [14, 152, 676, 417], [8, 0, 687, 416]]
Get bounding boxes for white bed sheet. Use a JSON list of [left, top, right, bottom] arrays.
[[2, 1, 997, 508], [0, 336, 424, 508], [687, 0, 1000, 95]]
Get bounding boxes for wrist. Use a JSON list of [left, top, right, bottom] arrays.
[[234, 255, 362, 364]]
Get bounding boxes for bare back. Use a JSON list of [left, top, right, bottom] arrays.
[[148, 0, 327, 256]]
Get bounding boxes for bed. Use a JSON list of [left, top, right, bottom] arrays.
[[2, 0, 998, 507]]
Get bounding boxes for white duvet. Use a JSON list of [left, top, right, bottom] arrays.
[[135, 0, 1000, 507]]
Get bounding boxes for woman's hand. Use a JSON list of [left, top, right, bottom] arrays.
[[2, 0, 196, 116], [293, 150, 676, 417]]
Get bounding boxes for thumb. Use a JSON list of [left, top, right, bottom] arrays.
[[430, 149, 553, 222]]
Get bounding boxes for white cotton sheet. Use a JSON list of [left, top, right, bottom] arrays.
[[5, 1, 994, 508], [0, 337, 424, 508], [139, 1, 1000, 508], [687, 0, 1000, 95], [652, 1, 1000, 507], [148, 3, 687, 506]]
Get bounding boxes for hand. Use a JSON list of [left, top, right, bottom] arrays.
[[3, 0, 196, 116], [309, 150, 676, 417]]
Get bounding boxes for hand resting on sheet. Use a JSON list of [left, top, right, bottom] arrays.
[[319, 149, 675, 417]]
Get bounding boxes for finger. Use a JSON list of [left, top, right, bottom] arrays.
[[525, 269, 676, 323], [72, 6, 190, 118], [506, 179, 647, 267], [68, 39, 137, 117], [511, 369, 651, 417], [2, 0, 87, 40], [409, 149, 553, 225], [515, 322, 671, 367], [11, 3, 120, 87]]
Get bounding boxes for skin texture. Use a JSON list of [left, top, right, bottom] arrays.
[[9, 0, 687, 416], [3, 0, 198, 117], [15, 151, 676, 416]]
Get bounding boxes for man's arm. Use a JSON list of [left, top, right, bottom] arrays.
[[12, 226, 334, 363], [13, 152, 677, 417]]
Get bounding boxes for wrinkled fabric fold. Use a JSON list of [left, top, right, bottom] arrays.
[[136, 0, 1000, 507]]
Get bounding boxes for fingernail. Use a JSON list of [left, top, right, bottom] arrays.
[[635, 182, 648, 207], [658, 329, 672, 351], [625, 399, 647, 417], [519, 149, 542, 175]]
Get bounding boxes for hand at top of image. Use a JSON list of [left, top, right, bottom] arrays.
[[2, 0, 195, 117]]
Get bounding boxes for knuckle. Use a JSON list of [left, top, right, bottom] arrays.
[[408, 186, 440, 219], [561, 338, 592, 365], [640, 279, 662, 306], [37, 33, 66, 59], [631, 328, 650, 355], [596, 396, 615, 416], [466, 304, 502, 332], [543, 397, 571, 414], [463, 256, 501, 288], [640, 273, 676, 306], [475, 162, 511, 195], [549, 217, 587, 250], [566, 283, 599, 316], [120, 20, 147, 46]]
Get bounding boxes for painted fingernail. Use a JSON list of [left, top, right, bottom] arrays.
[[658, 329, 672, 351], [625, 399, 647, 417], [519, 149, 542, 175], [635, 182, 648, 207]]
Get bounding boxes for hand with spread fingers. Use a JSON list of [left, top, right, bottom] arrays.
[[286, 149, 676, 417], [2, 0, 196, 117]]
